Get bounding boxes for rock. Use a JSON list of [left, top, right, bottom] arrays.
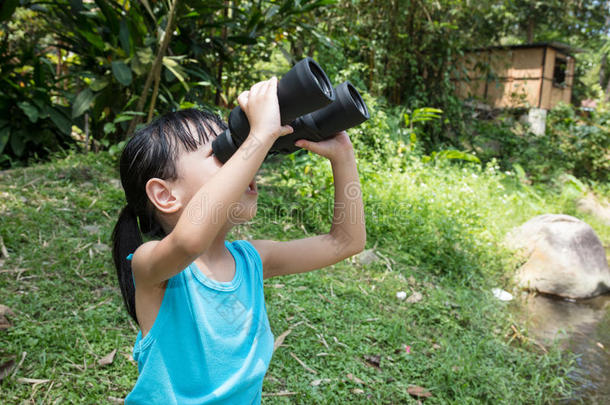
[[505, 214, 610, 299], [577, 193, 610, 226], [492, 288, 513, 301], [357, 249, 380, 266]]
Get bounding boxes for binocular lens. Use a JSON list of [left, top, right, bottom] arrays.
[[309, 61, 333, 99], [349, 84, 368, 117]]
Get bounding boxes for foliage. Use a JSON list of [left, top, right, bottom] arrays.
[[545, 102, 610, 183], [0, 0, 332, 166], [0, 8, 74, 166], [456, 103, 610, 184]]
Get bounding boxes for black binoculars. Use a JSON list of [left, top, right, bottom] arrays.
[[211, 58, 370, 163]]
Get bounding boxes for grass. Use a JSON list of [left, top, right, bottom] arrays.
[[0, 149, 607, 403]]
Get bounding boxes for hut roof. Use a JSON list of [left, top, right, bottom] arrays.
[[467, 42, 584, 55]]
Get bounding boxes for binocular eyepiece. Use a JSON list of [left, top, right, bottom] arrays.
[[212, 58, 370, 163]]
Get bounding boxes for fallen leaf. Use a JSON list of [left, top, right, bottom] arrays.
[[273, 329, 292, 352], [310, 378, 331, 386], [597, 342, 605, 350], [352, 388, 365, 394], [290, 352, 317, 374], [107, 396, 124, 404], [406, 291, 423, 303], [83, 225, 101, 234], [271, 284, 284, 288], [121, 347, 136, 365], [407, 385, 432, 398], [261, 391, 298, 397], [0, 357, 16, 382], [363, 354, 381, 370], [346, 373, 366, 385], [98, 349, 117, 367], [17, 378, 51, 384], [0, 236, 9, 258], [432, 343, 441, 350], [0, 304, 15, 330], [0, 304, 15, 317], [93, 243, 110, 252]]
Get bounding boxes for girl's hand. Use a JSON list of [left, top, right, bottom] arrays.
[[237, 77, 293, 141], [295, 131, 354, 162]]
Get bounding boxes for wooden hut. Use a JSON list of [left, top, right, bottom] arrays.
[[454, 43, 579, 110]]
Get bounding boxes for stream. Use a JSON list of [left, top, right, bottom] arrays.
[[516, 293, 610, 404]]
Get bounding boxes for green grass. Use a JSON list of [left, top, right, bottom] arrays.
[[1, 150, 607, 403]]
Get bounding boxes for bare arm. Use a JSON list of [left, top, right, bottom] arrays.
[[132, 78, 293, 286], [252, 132, 366, 279]]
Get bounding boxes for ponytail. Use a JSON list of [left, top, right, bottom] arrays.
[[112, 108, 227, 325], [112, 205, 142, 325]]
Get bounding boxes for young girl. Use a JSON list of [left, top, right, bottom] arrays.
[[112, 77, 366, 404]]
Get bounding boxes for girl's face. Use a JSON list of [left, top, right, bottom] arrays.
[[173, 140, 258, 226]]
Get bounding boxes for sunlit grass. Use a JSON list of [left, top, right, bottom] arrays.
[[1, 150, 606, 403]]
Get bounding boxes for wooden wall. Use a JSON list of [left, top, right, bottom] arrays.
[[455, 46, 574, 109]]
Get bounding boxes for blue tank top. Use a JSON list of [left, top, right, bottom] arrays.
[[125, 240, 275, 404]]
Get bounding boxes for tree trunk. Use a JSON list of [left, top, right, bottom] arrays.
[[215, 2, 229, 106], [600, 53, 606, 89], [127, 0, 180, 136], [526, 17, 535, 43]]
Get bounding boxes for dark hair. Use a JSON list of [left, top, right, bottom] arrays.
[[112, 108, 227, 324]]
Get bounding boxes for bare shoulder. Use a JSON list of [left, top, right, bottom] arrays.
[[249, 239, 275, 266], [130, 240, 161, 286]]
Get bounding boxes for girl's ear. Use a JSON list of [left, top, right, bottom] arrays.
[[145, 178, 182, 214]]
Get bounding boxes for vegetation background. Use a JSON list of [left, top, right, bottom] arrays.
[[0, 0, 609, 403]]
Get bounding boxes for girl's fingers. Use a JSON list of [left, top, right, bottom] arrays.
[[237, 91, 250, 110], [278, 125, 293, 137], [295, 139, 318, 153], [264, 77, 277, 97], [250, 81, 265, 97]]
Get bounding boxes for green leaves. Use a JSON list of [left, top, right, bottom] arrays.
[[431, 150, 481, 163], [0, 0, 19, 22], [405, 108, 444, 127], [162, 56, 191, 91], [18, 102, 39, 123], [72, 89, 95, 118], [111, 61, 133, 86], [0, 125, 10, 155], [48, 108, 72, 135]]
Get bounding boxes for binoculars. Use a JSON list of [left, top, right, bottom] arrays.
[[211, 58, 370, 163]]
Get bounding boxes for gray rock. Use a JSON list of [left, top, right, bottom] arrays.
[[577, 193, 610, 226], [357, 249, 379, 266], [505, 214, 610, 299]]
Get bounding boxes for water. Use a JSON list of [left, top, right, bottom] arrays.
[[517, 293, 610, 404]]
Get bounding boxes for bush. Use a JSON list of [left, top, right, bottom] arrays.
[[545, 102, 610, 183]]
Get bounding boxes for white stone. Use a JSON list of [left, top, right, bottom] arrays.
[[492, 288, 513, 301], [526, 108, 547, 136]]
